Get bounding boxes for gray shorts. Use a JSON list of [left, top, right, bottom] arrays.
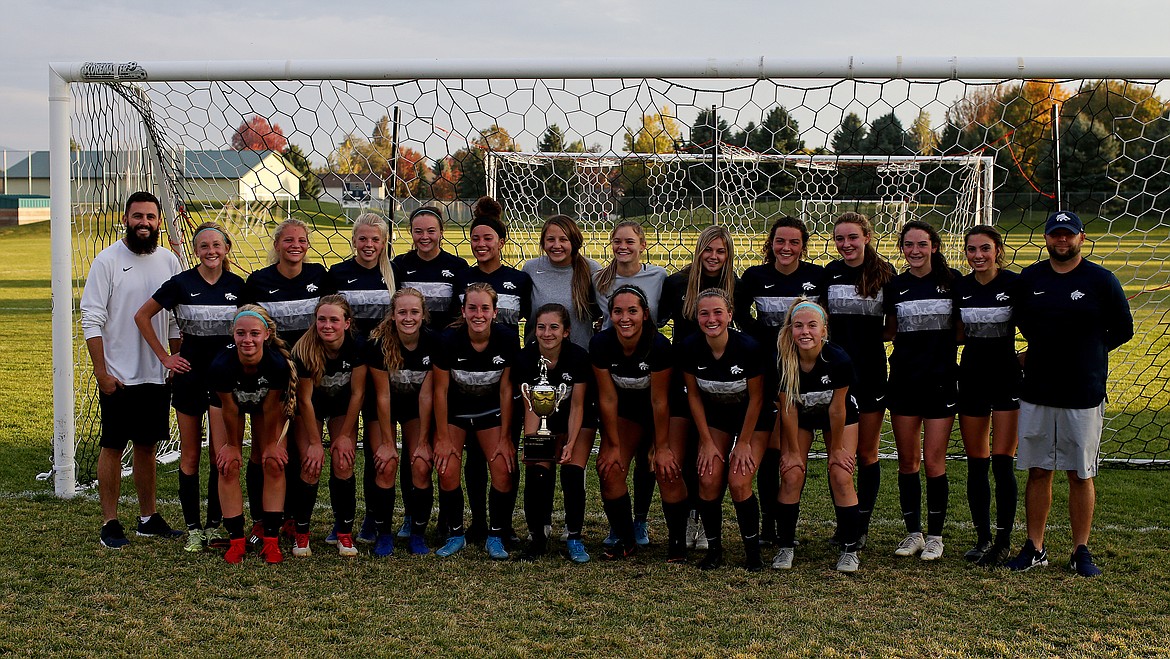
[[1016, 401, 1105, 479]]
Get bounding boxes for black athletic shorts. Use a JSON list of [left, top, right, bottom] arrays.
[[99, 383, 170, 450], [958, 371, 1022, 417], [887, 378, 958, 419], [170, 370, 212, 417], [450, 409, 502, 432]]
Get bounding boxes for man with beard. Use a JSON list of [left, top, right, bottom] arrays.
[[81, 191, 184, 549], [1006, 211, 1133, 576]]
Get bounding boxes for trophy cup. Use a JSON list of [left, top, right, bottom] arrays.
[[519, 357, 570, 462]]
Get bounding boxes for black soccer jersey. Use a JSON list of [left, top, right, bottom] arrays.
[[433, 324, 519, 418], [589, 328, 672, 418], [364, 328, 436, 422], [677, 329, 763, 419], [452, 265, 533, 337], [783, 341, 859, 429], [954, 270, 1020, 377], [151, 267, 247, 365], [819, 259, 892, 385], [208, 347, 291, 414], [510, 341, 592, 434], [660, 269, 739, 342], [244, 263, 334, 347], [294, 334, 365, 420], [392, 250, 470, 330], [736, 261, 826, 352], [883, 269, 961, 386], [329, 258, 398, 339], [1013, 259, 1133, 408]]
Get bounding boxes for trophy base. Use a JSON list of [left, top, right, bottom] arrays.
[[521, 434, 557, 463]]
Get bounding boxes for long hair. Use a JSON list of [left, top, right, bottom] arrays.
[[191, 221, 234, 272], [776, 297, 829, 412], [682, 225, 736, 321], [233, 304, 298, 418], [899, 220, 954, 289], [266, 218, 310, 266], [542, 215, 594, 322], [451, 282, 498, 329], [352, 212, 396, 295], [964, 224, 1007, 269], [292, 295, 354, 386], [834, 212, 893, 299], [370, 288, 430, 372], [762, 216, 809, 266], [595, 220, 647, 296]]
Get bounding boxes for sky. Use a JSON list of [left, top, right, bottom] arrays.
[[3, 0, 1170, 153]]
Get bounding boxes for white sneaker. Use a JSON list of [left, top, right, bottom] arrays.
[[920, 535, 944, 561], [685, 514, 699, 550], [771, 547, 795, 570], [894, 532, 925, 557], [836, 551, 861, 573]]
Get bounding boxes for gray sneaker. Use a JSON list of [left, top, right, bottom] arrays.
[[771, 547, 795, 570], [894, 532, 925, 557], [920, 535, 945, 561], [836, 551, 861, 573]]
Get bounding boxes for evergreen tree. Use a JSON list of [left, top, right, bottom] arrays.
[[282, 143, 321, 200], [831, 113, 868, 154]]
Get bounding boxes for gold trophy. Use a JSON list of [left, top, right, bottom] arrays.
[[519, 357, 571, 462]]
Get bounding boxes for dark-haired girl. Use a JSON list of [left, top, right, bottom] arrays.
[[884, 220, 961, 561], [522, 215, 602, 350], [366, 288, 436, 556], [208, 306, 297, 564], [955, 225, 1020, 566], [676, 289, 768, 570], [821, 212, 895, 546], [510, 303, 595, 563], [431, 283, 518, 559], [392, 206, 470, 330], [590, 285, 672, 559], [134, 221, 245, 552]]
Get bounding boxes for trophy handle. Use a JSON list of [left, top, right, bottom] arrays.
[[520, 382, 533, 414], [552, 383, 570, 415]]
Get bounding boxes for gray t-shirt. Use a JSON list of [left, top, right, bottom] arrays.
[[593, 263, 668, 330], [522, 254, 602, 349]]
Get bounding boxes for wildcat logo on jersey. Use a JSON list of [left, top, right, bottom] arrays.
[[562, 373, 573, 382], [224, 292, 237, 301], [638, 362, 649, 371], [503, 281, 517, 290], [422, 356, 431, 366], [257, 376, 268, 385], [729, 365, 744, 375], [937, 286, 948, 294], [802, 282, 816, 291], [341, 361, 351, 370], [492, 355, 506, 365], [995, 292, 1009, 301], [306, 283, 318, 293], [441, 269, 454, 278], [1070, 290, 1085, 300], [821, 375, 832, 385]]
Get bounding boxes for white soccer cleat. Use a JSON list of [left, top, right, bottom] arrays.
[[894, 532, 925, 557]]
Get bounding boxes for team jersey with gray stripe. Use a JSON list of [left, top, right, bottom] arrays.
[[661, 269, 740, 342], [392, 250, 470, 330], [954, 269, 1020, 376], [782, 341, 859, 429], [294, 334, 366, 419], [453, 265, 532, 341], [152, 267, 247, 365], [736, 261, 826, 351], [208, 347, 291, 415], [676, 329, 763, 420], [589, 327, 672, 409], [330, 257, 399, 338], [818, 259, 895, 385], [244, 263, 334, 347], [883, 269, 961, 385], [433, 324, 518, 417], [364, 328, 435, 420]]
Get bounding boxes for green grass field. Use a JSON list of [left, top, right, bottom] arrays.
[[3, 216, 1170, 656]]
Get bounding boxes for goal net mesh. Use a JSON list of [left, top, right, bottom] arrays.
[[60, 70, 1170, 484]]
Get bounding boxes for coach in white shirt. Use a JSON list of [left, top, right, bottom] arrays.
[[81, 191, 184, 549]]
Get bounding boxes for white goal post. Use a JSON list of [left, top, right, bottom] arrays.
[[48, 57, 1170, 496]]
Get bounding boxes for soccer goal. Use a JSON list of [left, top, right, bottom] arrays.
[[47, 57, 1170, 495]]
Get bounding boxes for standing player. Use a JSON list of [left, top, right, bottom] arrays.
[[954, 226, 1020, 566], [590, 285, 672, 559], [208, 306, 298, 564], [522, 215, 601, 350], [1007, 212, 1133, 576], [393, 206, 470, 330], [133, 221, 246, 552], [735, 216, 826, 545], [884, 220, 961, 561], [821, 213, 895, 547], [772, 299, 863, 572], [82, 191, 184, 549]]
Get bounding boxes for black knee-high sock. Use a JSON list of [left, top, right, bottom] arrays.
[[524, 465, 555, 537], [178, 469, 202, 530], [329, 474, 358, 533], [926, 473, 949, 537], [835, 504, 862, 552], [488, 487, 511, 537], [698, 497, 723, 543], [206, 460, 222, 527], [370, 483, 395, 536], [991, 454, 1017, 546], [224, 514, 245, 539], [898, 471, 922, 534], [246, 461, 264, 522], [734, 495, 761, 565], [295, 478, 320, 534], [758, 449, 781, 536], [262, 510, 283, 538], [410, 484, 433, 536], [465, 443, 488, 529], [967, 457, 992, 543], [439, 486, 464, 537], [662, 500, 689, 549], [633, 452, 655, 522], [776, 502, 800, 548], [857, 461, 881, 533], [561, 465, 586, 540], [602, 494, 634, 544]]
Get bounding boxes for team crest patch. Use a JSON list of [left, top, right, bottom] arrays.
[[729, 365, 744, 375], [802, 281, 816, 291], [821, 375, 831, 384], [422, 356, 431, 366], [306, 283, 318, 292], [562, 373, 573, 382], [503, 281, 516, 290], [441, 269, 454, 278], [995, 292, 1009, 301], [638, 362, 649, 371], [225, 292, 237, 301], [492, 355, 506, 364], [257, 376, 268, 385], [1071, 290, 1085, 300]]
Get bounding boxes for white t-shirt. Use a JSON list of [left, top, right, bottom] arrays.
[[80, 240, 182, 386]]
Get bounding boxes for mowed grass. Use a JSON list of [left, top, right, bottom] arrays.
[[3, 216, 1170, 655]]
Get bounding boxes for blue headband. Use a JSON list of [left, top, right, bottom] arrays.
[[233, 310, 269, 328], [790, 301, 826, 320], [192, 226, 225, 243]]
